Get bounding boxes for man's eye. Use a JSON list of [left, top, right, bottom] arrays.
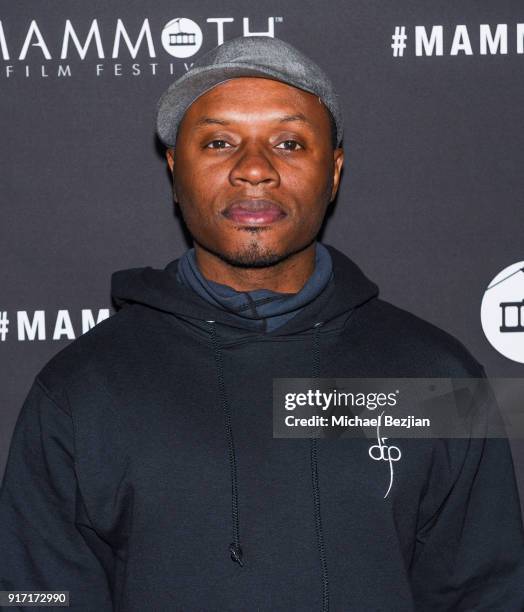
[[276, 140, 303, 151], [206, 140, 232, 149]]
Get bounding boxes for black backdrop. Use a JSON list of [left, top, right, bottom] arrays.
[[1, 1, 523, 511]]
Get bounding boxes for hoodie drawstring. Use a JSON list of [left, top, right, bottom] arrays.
[[311, 321, 330, 612], [207, 320, 243, 567], [206, 319, 330, 611]]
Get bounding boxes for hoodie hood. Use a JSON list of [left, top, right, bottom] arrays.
[[111, 243, 379, 339]]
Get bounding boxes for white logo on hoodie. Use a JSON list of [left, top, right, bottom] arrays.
[[368, 411, 402, 498]]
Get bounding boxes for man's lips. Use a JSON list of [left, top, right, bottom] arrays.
[[222, 199, 287, 225]]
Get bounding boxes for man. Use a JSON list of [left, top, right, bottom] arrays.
[[0, 36, 522, 611]]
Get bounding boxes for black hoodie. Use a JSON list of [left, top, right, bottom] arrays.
[[1, 243, 523, 611]]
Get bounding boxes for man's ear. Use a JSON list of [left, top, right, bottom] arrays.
[[166, 147, 175, 173], [330, 147, 344, 202], [165, 148, 178, 202]]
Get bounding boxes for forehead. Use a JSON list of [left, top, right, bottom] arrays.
[[181, 76, 330, 128]]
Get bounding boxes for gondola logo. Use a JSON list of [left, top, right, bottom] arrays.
[[481, 261, 524, 363], [161, 18, 203, 58]]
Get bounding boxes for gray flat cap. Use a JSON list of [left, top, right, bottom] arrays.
[[156, 35, 343, 148]]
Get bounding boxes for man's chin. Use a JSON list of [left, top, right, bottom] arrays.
[[196, 237, 314, 269], [219, 251, 287, 269], [215, 244, 288, 269]]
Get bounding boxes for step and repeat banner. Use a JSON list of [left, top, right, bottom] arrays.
[[1, 2, 523, 503]]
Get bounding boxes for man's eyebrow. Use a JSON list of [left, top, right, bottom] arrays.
[[193, 113, 312, 129], [194, 117, 230, 128], [277, 113, 311, 125]]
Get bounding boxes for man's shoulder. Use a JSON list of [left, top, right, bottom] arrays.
[[353, 297, 485, 377], [36, 304, 153, 401]]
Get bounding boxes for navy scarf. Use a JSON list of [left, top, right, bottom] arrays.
[[175, 241, 334, 332]]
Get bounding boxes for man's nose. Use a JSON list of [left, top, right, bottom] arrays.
[[229, 143, 280, 187]]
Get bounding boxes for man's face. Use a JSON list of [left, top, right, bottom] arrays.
[[166, 77, 344, 268]]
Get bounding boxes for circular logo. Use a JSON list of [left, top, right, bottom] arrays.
[[161, 18, 203, 58], [481, 261, 524, 363]]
